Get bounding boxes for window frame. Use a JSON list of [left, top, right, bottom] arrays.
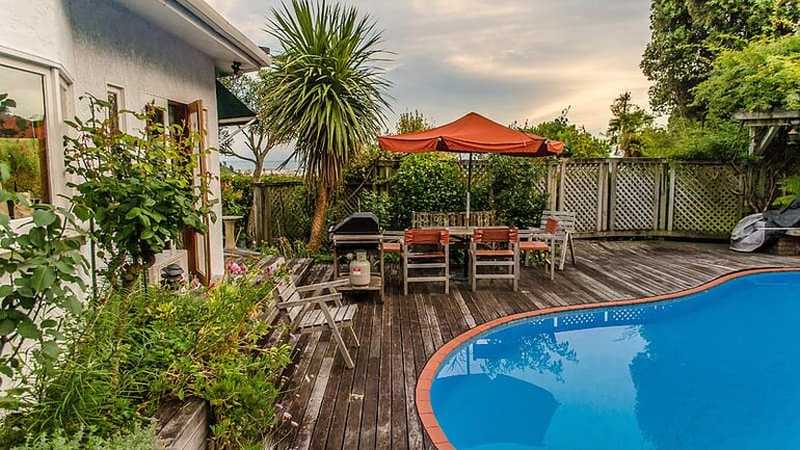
[[0, 53, 73, 229], [106, 84, 126, 133]]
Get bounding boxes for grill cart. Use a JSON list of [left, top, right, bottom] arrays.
[[329, 213, 385, 301]]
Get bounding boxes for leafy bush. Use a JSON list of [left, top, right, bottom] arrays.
[[640, 118, 749, 161], [693, 35, 800, 120], [220, 168, 252, 217], [12, 425, 162, 450], [391, 153, 466, 227], [64, 96, 213, 287], [486, 155, 548, 228], [0, 163, 88, 404], [1, 274, 291, 449], [774, 175, 800, 208], [356, 190, 392, 229]]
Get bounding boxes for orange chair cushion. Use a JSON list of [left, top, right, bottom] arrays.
[[473, 249, 515, 257], [520, 241, 550, 252], [382, 242, 402, 253]]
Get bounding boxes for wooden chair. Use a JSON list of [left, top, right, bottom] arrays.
[[520, 217, 558, 280], [402, 228, 450, 295], [469, 227, 519, 292], [532, 210, 576, 270], [276, 277, 359, 369]]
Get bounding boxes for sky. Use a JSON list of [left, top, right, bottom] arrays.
[[208, 0, 654, 170]]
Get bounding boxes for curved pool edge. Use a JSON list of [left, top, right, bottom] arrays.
[[415, 266, 800, 450]]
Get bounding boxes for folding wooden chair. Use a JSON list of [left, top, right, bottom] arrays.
[[533, 210, 576, 270], [469, 227, 519, 292], [402, 228, 450, 295], [276, 277, 359, 369], [520, 217, 558, 280]]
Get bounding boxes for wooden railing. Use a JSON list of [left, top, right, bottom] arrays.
[[412, 210, 497, 228]]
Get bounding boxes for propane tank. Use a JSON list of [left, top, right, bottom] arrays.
[[349, 251, 371, 286]]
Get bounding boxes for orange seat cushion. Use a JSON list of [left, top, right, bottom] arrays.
[[473, 249, 515, 257], [519, 241, 550, 252], [382, 242, 402, 253], [408, 251, 446, 259]]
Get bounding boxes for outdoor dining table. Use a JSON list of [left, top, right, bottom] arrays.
[[385, 226, 558, 281]]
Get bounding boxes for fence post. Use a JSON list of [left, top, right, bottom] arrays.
[[667, 164, 676, 232], [264, 184, 273, 244], [606, 160, 616, 232], [557, 160, 566, 211]]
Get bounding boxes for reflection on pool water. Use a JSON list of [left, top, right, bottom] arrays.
[[429, 271, 800, 450]]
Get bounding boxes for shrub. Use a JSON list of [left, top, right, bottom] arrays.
[[64, 96, 213, 287], [391, 154, 466, 227], [12, 425, 162, 450], [1, 273, 291, 449], [486, 156, 548, 228], [0, 163, 88, 405], [356, 190, 392, 229]]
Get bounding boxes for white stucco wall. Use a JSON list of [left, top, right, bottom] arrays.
[[1, 0, 226, 281]]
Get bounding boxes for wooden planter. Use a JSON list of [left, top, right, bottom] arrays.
[[157, 398, 209, 450]]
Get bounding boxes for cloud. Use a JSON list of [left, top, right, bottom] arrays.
[[206, 0, 654, 138]]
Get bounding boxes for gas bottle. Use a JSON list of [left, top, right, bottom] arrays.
[[349, 251, 371, 286]]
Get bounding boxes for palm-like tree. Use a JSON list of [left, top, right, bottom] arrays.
[[263, 0, 391, 251]]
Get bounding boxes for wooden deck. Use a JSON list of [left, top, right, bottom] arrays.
[[272, 241, 798, 450]]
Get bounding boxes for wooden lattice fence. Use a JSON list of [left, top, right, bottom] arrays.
[[251, 180, 308, 244], [549, 159, 751, 238]]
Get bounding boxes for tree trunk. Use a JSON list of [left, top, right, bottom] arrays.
[[252, 155, 264, 182], [307, 185, 330, 253]]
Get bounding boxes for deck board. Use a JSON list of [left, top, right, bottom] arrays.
[[276, 241, 797, 450]]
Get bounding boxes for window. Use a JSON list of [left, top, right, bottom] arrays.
[[0, 64, 49, 220], [106, 85, 125, 133]]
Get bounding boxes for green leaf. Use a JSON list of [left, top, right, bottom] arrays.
[[30, 266, 57, 291], [41, 319, 58, 329], [65, 296, 83, 315], [41, 341, 60, 359], [16, 321, 40, 340], [32, 209, 57, 227], [0, 285, 12, 299], [73, 204, 92, 221], [0, 319, 16, 336], [125, 207, 142, 220]]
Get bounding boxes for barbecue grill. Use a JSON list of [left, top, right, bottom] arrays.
[[329, 213, 385, 301]]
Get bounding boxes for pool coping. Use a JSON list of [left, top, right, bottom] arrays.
[[415, 266, 800, 450]]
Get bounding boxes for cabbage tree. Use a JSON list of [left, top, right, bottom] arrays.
[[262, 0, 390, 251]]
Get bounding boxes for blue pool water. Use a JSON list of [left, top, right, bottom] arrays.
[[429, 271, 800, 450]]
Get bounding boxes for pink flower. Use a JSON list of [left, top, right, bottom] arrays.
[[225, 259, 247, 276]]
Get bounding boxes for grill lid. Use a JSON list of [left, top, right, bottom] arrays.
[[330, 212, 381, 235]]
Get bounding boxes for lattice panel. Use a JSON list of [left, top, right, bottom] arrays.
[[672, 164, 742, 236], [561, 162, 602, 232], [613, 162, 658, 231]]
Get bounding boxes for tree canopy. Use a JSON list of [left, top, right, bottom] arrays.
[[692, 35, 800, 120], [641, 0, 799, 117], [518, 109, 610, 158]]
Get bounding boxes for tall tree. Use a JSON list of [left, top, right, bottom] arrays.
[[218, 71, 284, 181], [396, 110, 431, 134], [262, 0, 390, 251], [607, 92, 654, 157], [641, 0, 799, 118], [519, 108, 610, 158]]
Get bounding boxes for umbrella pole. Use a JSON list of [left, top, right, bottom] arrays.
[[466, 153, 473, 225]]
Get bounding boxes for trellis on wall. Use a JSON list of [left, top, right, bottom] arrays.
[[546, 159, 750, 239]]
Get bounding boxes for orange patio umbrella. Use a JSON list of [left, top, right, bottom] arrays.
[[378, 112, 564, 219]]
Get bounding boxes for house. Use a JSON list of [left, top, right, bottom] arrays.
[[1, 0, 268, 283]]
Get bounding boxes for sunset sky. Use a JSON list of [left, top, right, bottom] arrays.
[[207, 0, 655, 168]]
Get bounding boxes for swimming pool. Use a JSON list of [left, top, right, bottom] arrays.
[[419, 269, 800, 450]]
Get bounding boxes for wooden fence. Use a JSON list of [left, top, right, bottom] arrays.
[[251, 180, 306, 244], [547, 159, 747, 238], [251, 158, 754, 243]]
